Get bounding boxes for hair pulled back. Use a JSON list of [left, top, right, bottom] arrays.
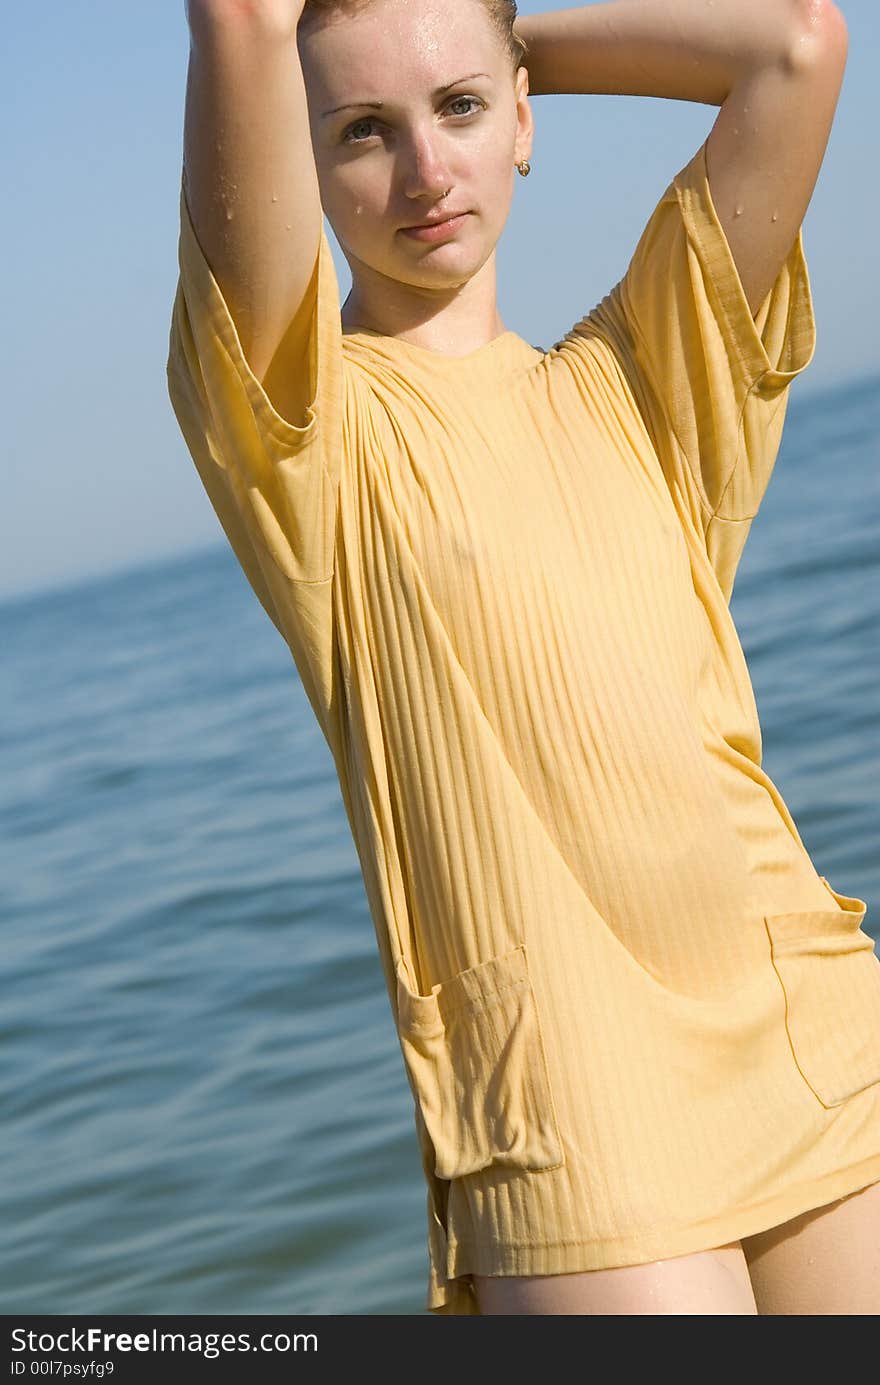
[[299, 0, 529, 74]]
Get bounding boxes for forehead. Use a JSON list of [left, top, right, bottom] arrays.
[[300, 0, 499, 96]]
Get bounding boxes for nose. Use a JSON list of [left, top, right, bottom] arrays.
[[400, 125, 454, 202]]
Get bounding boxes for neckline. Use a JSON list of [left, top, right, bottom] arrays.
[[340, 324, 525, 366]]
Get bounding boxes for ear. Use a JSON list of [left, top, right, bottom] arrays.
[[514, 65, 534, 165]]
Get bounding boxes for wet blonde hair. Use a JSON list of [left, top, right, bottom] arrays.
[[299, 0, 529, 74]]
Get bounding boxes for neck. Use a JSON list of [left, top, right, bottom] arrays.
[[340, 248, 505, 354]]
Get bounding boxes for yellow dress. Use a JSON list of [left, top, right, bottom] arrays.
[[166, 137, 880, 1314]]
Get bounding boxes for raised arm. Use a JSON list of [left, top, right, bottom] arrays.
[[514, 0, 848, 318], [182, 0, 323, 408]]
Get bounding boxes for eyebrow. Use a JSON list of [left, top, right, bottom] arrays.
[[321, 72, 492, 119]]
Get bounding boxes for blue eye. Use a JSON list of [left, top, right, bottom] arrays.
[[341, 95, 485, 145], [447, 95, 483, 118], [343, 117, 378, 144]]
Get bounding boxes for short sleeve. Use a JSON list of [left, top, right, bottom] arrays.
[[165, 167, 345, 594], [563, 136, 816, 601]]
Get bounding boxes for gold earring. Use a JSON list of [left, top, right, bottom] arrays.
[[516, 159, 531, 177]]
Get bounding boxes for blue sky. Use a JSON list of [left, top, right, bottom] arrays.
[[3, 0, 877, 601]]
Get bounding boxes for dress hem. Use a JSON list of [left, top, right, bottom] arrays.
[[430, 1144, 880, 1308]]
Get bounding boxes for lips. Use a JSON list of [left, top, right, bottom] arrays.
[[402, 211, 469, 229], [399, 211, 471, 242]]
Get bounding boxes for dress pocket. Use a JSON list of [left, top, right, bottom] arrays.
[[396, 942, 566, 1180], [765, 876, 880, 1107]]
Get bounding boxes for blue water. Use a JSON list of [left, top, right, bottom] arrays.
[[2, 371, 878, 1314]]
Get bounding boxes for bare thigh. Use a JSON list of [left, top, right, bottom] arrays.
[[472, 1241, 757, 1315], [741, 1176, 880, 1315]]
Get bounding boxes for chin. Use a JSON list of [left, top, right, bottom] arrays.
[[394, 256, 483, 290], [395, 231, 488, 268]]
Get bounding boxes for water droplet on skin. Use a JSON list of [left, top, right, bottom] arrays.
[[733, 126, 739, 135], [285, 224, 291, 230], [771, 211, 778, 222], [225, 207, 234, 221], [271, 193, 278, 203], [734, 204, 743, 217]]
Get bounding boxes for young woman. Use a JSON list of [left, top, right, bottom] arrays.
[[166, 0, 880, 1314]]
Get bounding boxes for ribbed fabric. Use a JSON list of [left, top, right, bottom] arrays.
[[166, 137, 880, 1315]]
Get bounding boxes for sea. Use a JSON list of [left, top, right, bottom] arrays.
[[2, 370, 878, 1314]]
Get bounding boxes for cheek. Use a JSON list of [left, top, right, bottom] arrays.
[[465, 119, 518, 190], [321, 167, 386, 235], [472, 138, 517, 213]]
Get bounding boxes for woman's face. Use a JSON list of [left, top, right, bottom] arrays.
[[298, 0, 532, 297]]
